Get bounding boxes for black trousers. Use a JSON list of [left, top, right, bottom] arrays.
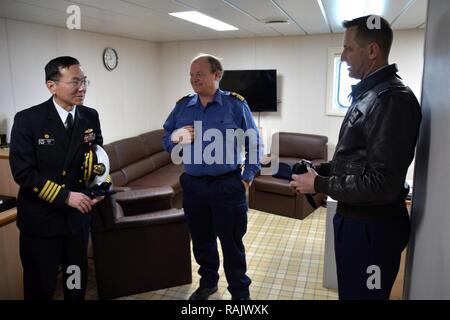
[[181, 172, 251, 299], [19, 228, 89, 300], [333, 209, 410, 300]]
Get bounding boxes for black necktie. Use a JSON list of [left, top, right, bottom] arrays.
[[66, 113, 73, 136]]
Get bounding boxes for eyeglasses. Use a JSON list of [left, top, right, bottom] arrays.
[[51, 79, 91, 88]]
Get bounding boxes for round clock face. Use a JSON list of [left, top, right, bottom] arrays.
[[103, 47, 118, 71]]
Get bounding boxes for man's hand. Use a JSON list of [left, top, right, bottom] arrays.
[[171, 125, 195, 145], [289, 168, 318, 194], [66, 192, 103, 214], [91, 196, 105, 205]]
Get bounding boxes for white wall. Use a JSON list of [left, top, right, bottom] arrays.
[[0, 18, 162, 144]]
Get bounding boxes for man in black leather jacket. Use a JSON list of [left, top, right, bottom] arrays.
[[290, 16, 421, 299]]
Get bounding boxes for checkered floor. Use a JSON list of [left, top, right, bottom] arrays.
[[55, 207, 338, 300]]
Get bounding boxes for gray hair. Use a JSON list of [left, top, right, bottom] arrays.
[[192, 53, 224, 74]]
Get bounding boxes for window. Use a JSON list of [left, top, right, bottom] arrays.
[[326, 47, 359, 116]]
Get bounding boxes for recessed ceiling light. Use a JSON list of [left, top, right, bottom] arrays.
[[365, 0, 386, 16], [338, 0, 367, 22], [169, 11, 238, 31]]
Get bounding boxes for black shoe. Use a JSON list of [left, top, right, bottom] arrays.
[[189, 286, 218, 300]]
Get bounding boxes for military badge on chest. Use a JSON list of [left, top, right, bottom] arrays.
[[83, 128, 96, 144], [38, 133, 55, 146]]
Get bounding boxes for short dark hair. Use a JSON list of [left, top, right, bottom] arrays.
[[45, 56, 80, 81], [192, 53, 223, 73], [343, 15, 393, 58]]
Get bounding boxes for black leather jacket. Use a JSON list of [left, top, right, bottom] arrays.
[[314, 64, 422, 218]]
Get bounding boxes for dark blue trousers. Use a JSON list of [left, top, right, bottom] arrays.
[[333, 209, 410, 300], [180, 172, 251, 299]]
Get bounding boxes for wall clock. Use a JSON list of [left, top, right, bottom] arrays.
[[103, 47, 118, 71]]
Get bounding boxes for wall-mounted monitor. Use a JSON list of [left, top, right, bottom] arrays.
[[220, 69, 277, 112]]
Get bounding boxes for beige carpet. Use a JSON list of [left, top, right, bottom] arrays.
[[55, 207, 338, 300]]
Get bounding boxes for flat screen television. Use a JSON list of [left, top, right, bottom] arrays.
[[220, 69, 277, 112]]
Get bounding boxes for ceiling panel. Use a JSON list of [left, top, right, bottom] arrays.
[[224, 0, 287, 21], [268, 21, 306, 36], [0, 0, 68, 27], [274, 0, 331, 34], [321, 0, 420, 33], [1, 0, 261, 41], [372, 0, 411, 24], [0, 0, 428, 42], [392, 0, 428, 29], [119, 0, 190, 14], [71, 0, 248, 40], [222, 0, 309, 35], [178, 0, 282, 37]]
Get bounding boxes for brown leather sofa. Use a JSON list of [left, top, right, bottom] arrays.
[[103, 129, 183, 208], [91, 129, 192, 299], [249, 132, 328, 220]]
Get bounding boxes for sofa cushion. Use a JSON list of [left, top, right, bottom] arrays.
[[110, 171, 127, 187], [113, 137, 150, 168], [151, 151, 171, 169], [104, 143, 127, 186], [273, 132, 328, 160], [127, 164, 183, 193], [252, 175, 295, 196], [139, 130, 165, 156], [103, 144, 120, 172], [122, 157, 156, 184]]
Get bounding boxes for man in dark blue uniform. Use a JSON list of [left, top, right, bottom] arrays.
[[290, 16, 421, 299], [9, 56, 104, 300], [163, 54, 262, 300]]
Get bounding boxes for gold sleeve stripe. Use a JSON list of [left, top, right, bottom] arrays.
[[48, 185, 61, 203], [38, 180, 52, 198], [83, 153, 89, 181], [41, 182, 56, 200], [45, 183, 59, 201], [87, 151, 93, 183]]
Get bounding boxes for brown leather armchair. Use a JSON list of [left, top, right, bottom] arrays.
[[91, 186, 192, 299], [249, 132, 328, 220]]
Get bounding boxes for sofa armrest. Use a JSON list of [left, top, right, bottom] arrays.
[[115, 187, 174, 216], [110, 186, 132, 192], [261, 154, 272, 167], [114, 186, 173, 201], [94, 186, 177, 231], [113, 208, 185, 229]]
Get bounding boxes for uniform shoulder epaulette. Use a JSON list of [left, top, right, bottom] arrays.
[[177, 94, 194, 104], [375, 82, 406, 97], [377, 88, 391, 97], [230, 92, 245, 102]]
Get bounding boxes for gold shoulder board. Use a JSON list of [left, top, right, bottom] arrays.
[[230, 92, 245, 102]]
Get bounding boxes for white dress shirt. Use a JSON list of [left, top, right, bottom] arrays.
[[53, 98, 76, 129]]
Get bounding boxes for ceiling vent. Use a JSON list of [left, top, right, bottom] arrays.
[[262, 18, 289, 25]]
